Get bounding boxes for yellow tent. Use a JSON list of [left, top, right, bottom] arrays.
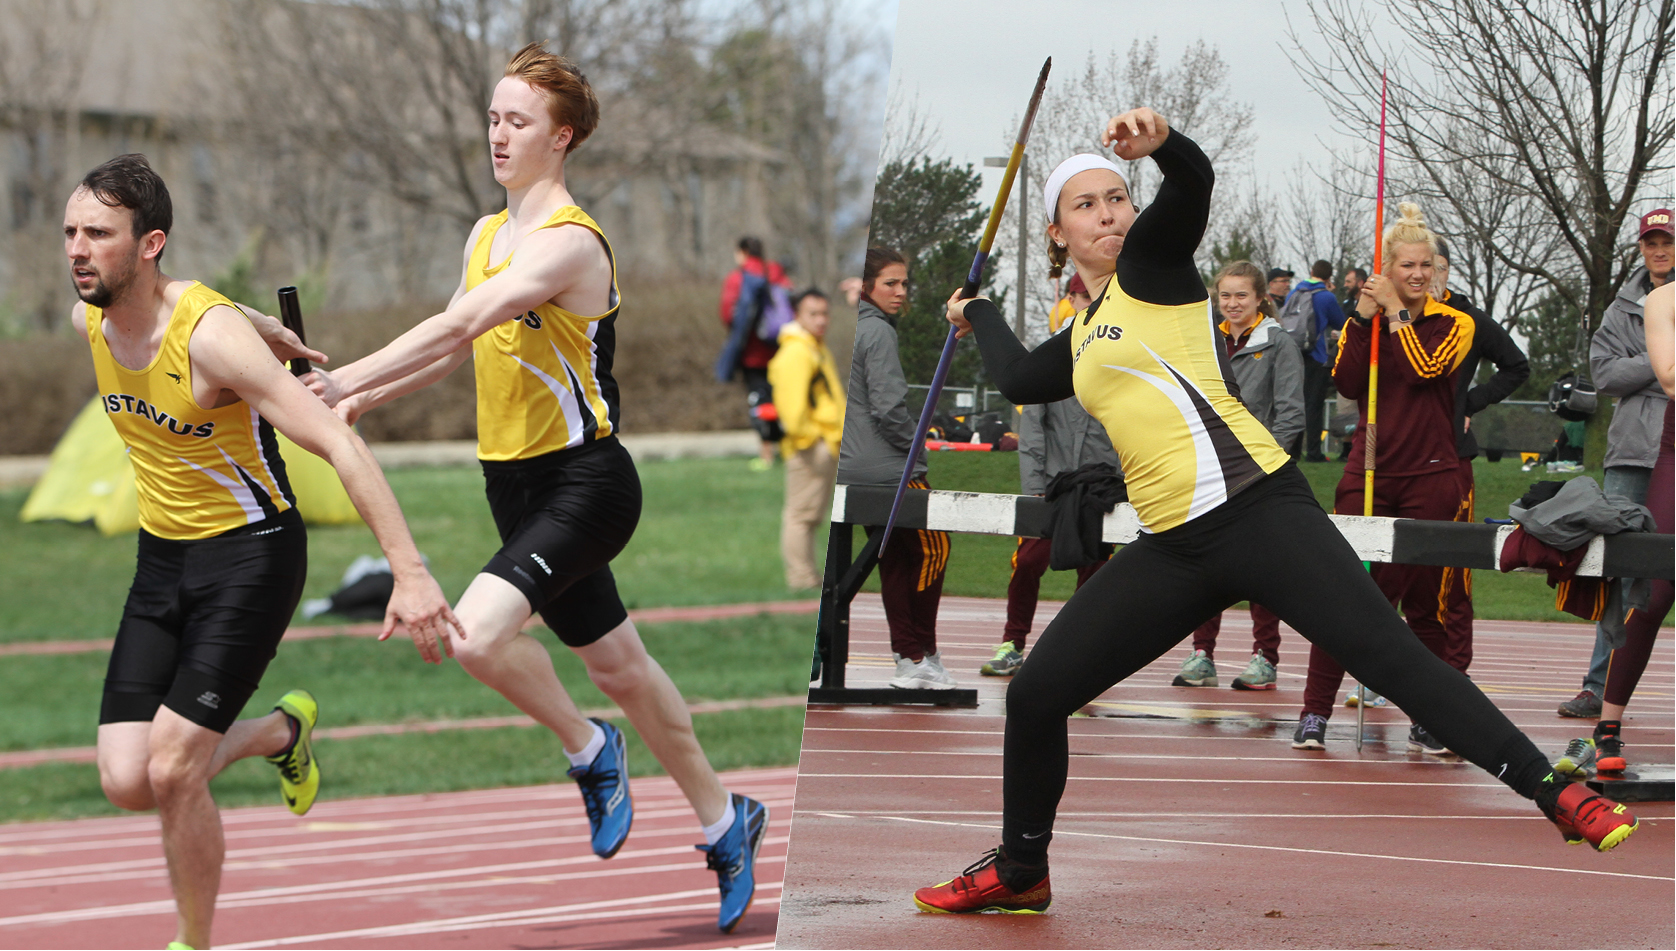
[[21, 397, 363, 534]]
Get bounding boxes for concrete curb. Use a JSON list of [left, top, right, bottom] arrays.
[[0, 430, 761, 488]]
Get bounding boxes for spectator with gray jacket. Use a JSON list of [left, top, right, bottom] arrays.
[[837, 248, 954, 690], [982, 273, 1118, 678], [1175, 261, 1304, 691], [1559, 207, 1673, 718]]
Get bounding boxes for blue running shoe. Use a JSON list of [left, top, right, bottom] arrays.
[[697, 792, 769, 933], [568, 718, 632, 859]]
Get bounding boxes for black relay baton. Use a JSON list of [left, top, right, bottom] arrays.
[[276, 286, 310, 377]]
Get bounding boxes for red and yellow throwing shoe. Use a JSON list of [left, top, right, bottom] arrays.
[[1549, 783, 1638, 851], [913, 849, 1051, 915]]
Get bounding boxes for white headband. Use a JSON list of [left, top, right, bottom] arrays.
[[1043, 154, 1128, 224]]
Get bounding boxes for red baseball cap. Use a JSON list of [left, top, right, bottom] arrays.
[[1639, 208, 1673, 239]]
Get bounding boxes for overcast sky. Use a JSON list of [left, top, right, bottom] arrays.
[[884, 0, 1341, 200]]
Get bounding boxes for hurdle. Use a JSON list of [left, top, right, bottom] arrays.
[[810, 483, 1674, 710]]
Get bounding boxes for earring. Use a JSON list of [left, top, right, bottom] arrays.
[[1056, 242, 1066, 248]]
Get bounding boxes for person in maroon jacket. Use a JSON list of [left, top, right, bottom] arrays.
[[720, 236, 792, 468], [1292, 202, 1475, 755]]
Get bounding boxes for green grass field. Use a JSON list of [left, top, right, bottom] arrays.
[[0, 451, 1606, 823], [0, 456, 810, 822]]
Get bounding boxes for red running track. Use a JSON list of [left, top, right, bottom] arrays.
[[780, 595, 1673, 949], [0, 766, 794, 949]]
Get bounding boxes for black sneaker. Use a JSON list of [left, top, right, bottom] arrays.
[[1594, 732, 1627, 773], [1407, 723, 1450, 756], [1291, 713, 1327, 750], [1557, 689, 1601, 718]]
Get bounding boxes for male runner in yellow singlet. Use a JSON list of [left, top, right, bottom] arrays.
[[64, 154, 461, 950], [305, 43, 767, 933]]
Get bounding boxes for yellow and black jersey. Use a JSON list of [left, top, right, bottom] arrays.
[[87, 282, 295, 540], [1068, 281, 1291, 533], [469, 205, 622, 461]]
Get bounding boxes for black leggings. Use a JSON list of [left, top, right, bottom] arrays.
[[1002, 464, 1550, 861]]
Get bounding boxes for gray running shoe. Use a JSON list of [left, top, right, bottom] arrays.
[[1291, 713, 1328, 750], [981, 643, 1024, 676], [1231, 654, 1276, 690], [1554, 737, 1597, 781], [1172, 650, 1218, 687], [1345, 686, 1387, 708], [1557, 689, 1601, 719], [1407, 723, 1451, 756], [891, 655, 958, 689]]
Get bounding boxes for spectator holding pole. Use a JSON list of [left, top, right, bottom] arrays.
[[1292, 202, 1474, 755], [1426, 240, 1529, 674], [837, 248, 953, 689], [767, 288, 844, 590], [983, 272, 1118, 678], [1558, 208, 1673, 718], [1279, 260, 1348, 461], [1174, 261, 1303, 691]]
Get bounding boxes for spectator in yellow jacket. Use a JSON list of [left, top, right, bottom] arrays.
[[768, 288, 846, 589]]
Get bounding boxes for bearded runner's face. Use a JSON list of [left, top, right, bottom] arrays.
[[487, 76, 572, 188], [63, 188, 148, 309]]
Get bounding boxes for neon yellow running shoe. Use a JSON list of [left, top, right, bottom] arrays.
[[266, 689, 320, 816], [166, 942, 196, 950]]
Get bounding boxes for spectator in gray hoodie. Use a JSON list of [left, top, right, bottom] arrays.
[[837, 248, 954, 690], [1175, 261, 1303, 691], [1559, 208, 1674, 718]]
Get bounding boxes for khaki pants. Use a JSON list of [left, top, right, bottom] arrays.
[[781, 441, 837, 589]]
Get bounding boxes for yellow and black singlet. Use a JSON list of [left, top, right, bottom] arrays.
[[1066, 285, 1290, 532], [962, 129, 1290, 534], [87, 282, 295, 540], [469, 205, 622, 461]]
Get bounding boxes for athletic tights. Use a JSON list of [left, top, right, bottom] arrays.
[[1000, 462, 1552, 863], [1602, 402, 1674, 707]]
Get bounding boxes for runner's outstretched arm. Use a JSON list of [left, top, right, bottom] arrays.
[[189, 304, 466, 662], [307, 222, 600, 408]]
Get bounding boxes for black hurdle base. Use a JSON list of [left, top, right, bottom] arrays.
[[1587, 765, 1675, 802], [809, 686, 979, 706], [809, 519, 979, 708]]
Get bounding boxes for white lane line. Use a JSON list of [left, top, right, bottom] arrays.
[[796, 748, 1492, 768], [861, 815, 1674, 882], [802, 809, 1567, 820], [1, 818, 794, 893], [216, 888, 786, 949], [0, 844, 789, 929], [0, 802, 797, 890], [796, 772, 1527, 788]]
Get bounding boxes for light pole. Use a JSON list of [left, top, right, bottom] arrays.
[[984, 152, 1029, 342]]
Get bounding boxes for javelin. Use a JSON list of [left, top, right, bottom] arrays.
[[875, 56, 1052, 552], [1357, 69, 1388, 750]]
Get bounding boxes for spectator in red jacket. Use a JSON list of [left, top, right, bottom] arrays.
[[720, 236, 793, 469]]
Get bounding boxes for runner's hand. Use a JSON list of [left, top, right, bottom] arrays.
[[245, 308, 329, 366], [945, 288, 985, 339], [335, 393, 367, 426], [381, 572, 467, 664], [303, 368, 346, 408], [1103, 108, 1170, 161]]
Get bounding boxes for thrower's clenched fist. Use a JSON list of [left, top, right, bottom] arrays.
[[1103, 108, 1170, 161]]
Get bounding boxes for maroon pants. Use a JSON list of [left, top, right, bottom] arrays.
[[1603, 404, 1674, 707], [1302, 467, 1459, 717], [1414, 458, 1475, 672], [1192, 604, 1281, 665], [868, 479, 949, 661], [1003, 536, 1105, 650]]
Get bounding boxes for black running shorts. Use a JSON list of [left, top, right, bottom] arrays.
[[100, 508, 308, 734], [480, 436, 643, 647]]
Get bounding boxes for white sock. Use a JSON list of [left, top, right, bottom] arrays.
[[564, 721, 606, 770], [701, 796, 737, 846]]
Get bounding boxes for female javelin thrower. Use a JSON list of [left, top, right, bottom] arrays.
[[912, 107, 1638, 915]]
